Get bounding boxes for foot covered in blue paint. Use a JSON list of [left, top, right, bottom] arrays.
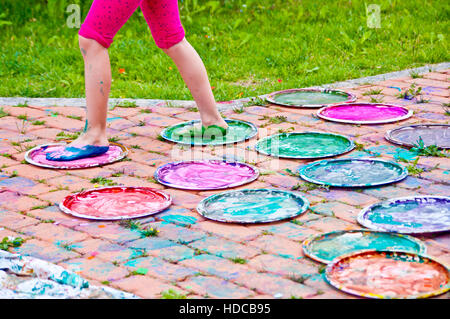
[[45, 145, 110, 161]]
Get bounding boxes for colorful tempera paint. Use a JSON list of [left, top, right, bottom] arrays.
[[197, 189, 309, 223], [60, 187, 171, 220], [25, 143, 128, 169], [302, 230, 426, 264], [0, 250, 138, 299], [386, 124, 450, 149], [266, 88, 356, 108], [255, 132, 354, 159], [317, 103, 412, 124], [161, 119, 257, 146], [325, 250, 450, 299], [358, 196, 450, 234], [155, 160, 259, 190], [299, 158, 408, 187]]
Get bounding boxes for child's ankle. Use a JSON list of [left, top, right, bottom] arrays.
[[201, 115, 226, 127]]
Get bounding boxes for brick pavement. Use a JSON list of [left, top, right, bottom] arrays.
[[0, 69, 449, 299]]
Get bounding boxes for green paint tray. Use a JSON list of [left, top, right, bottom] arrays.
[[302, 229, 426, 264], [255, 132, 354, 159], [197, 188, 309, 224], [161, 119, 257, 146]]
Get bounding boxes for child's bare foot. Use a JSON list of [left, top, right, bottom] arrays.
[[68, 131, 109, 148], [201, 115, 228, 130], [46, 130, 109, 161]]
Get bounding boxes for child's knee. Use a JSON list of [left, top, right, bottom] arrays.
[[160, 37, 186, 54], [78, 35, 105, 55]]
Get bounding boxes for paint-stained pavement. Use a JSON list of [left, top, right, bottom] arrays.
[[0, 69, 449, 299]]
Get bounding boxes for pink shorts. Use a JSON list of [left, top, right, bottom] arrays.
[[79, 0, 185, 49]]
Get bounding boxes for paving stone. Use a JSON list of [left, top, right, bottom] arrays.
[[303, 216, 360, 232], [0, 227, 23, 239], [43, 116, 84, 131], [232, 270, 318, 299], [247, 254, 318, 277], [110, 276, 180, 298], [417, 183, 450, 196], [148, 244, 197, 262], [0, 164, 62, 180], [0, 155, 19, 167], [123, 255, 197, 281], [158, 206, 201, 226], [37, 189, 72, 205], [179, 254, 251, 281], [58, 257, 129, 282], [310, 201, 360, 224], [247, 235, 303, 259], [125, 237, 179, 251], [179, 275, 254, 299], [0, 189, 48, 211], [75, 222, 142, 244], [0, 210, 40, 230], [192, 221, 261, 242], [27, 205, 86, 228], [255, 222, 320, 241], [362, 185, 422, 200], [12, 238, 80, 263], [21, 222, 89, 244], [46, 175, 93, 192], [0, 176, 52, 196], [106, 118, 136, 131], [308, 188, 380, 207], [188, 236, 260, 260], [149, 221, 207, 244]]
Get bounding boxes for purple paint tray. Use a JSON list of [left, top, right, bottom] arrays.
[[154, 160, 259, 190], [385, 124, 450, 149], [358, 196, 450, 234], [25, 142, 128, 169], [317, 103, 413, 124]]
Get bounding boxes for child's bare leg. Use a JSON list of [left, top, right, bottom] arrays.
[[162, 38, 228, 129], [70, 35, 110, 147]]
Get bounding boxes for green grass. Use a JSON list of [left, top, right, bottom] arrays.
[[108, 136, 120, 143], [229, 257, 248, 264], [411, 137, 449, 157], [406, 158, 424, 176], [0, 236, 24, 251], [0, 107, 9, 118], [0, 0, 448, 101], [161, 289, 187, 299], [90, 177, 118, 186], [56, 130, 81, 141], [0, 153, 12, 158]]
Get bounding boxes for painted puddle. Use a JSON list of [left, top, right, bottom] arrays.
[[358, 196, 450, 234], [155, 160, 259, 190], [25, 142, 128, 169], [385, 124, 450, 149], [197, 189, 309, 223], [0, 250, 138, 299], [265, 88, 356, 108], [255, 132, 354, 159], [325, 250, 450, 299], [317, 103, 412, 124], [60, 187, 172, 220], [298, 158, 408, 188], [161, 119, 257, 146], [302, 230, 426, 264]]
